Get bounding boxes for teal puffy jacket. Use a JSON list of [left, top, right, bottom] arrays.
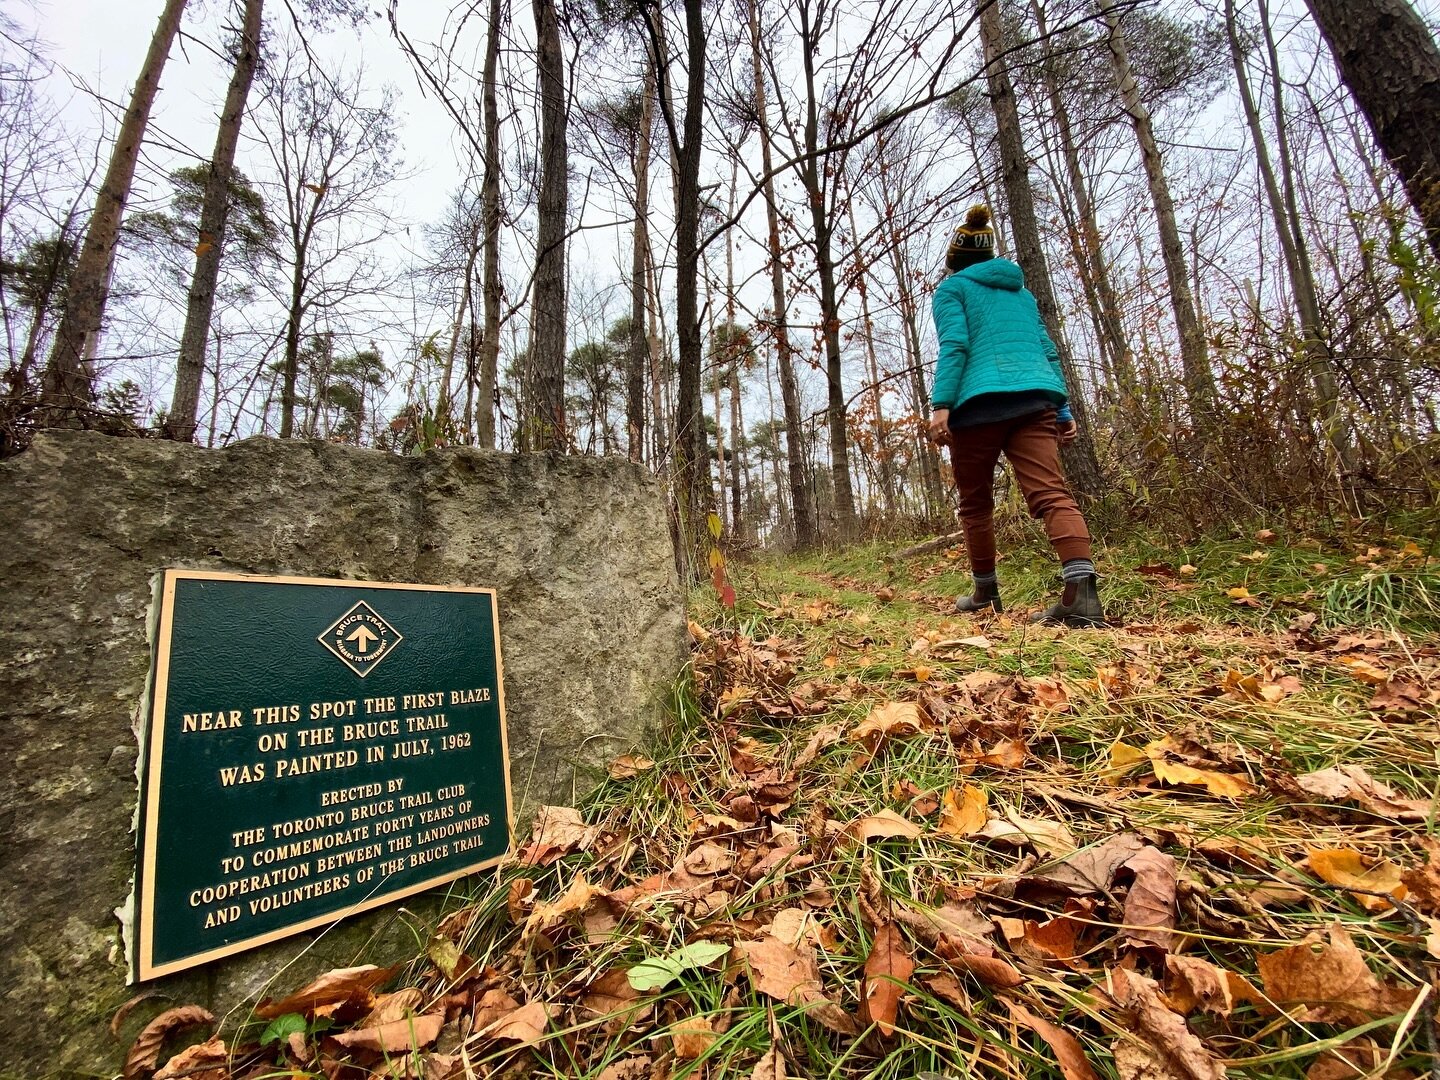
[[929, 258, 1069, 414]]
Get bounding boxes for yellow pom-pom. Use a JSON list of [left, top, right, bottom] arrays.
[[965, 204, 991, 230]]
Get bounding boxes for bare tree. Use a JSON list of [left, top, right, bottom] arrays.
[[166, 0, 265, 441], [42, 0, 188, 416]]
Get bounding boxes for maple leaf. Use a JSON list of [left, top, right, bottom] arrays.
[[1257, 924, 1421, 1025]]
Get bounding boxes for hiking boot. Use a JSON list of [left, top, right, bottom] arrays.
[[1030, 574, 1104, 628], [954, 579, 1003, 614]]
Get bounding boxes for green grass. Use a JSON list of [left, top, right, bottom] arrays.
[[234, 516, 1440, 1080]]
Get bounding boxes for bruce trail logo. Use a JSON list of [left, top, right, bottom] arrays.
[[319, 601, 402, 677]]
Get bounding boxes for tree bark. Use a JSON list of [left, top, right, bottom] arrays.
[[1305, 0, 1440, 261], [477, 0, 502, 449], [978, 0, 1103, 497], [627, 56, 654, 463], [749, 0, 815, 546], [166, 0, 263, 442], [1097, 0, 1218, 420], [798, 0, 857, 538], [44, 0, 189, 415], [524, 0, 568, 450]]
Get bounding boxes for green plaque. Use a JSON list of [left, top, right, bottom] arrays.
[[133, 570, 512, 981]]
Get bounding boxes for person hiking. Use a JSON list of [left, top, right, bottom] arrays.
[[925, 205, 1103, 628]]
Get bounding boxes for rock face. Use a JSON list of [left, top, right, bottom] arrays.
[[0, 431, 685, 1078]]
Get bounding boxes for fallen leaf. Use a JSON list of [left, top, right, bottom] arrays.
[[627, 940, 731, 992], [1007, 1000, 1099, 1080], [937, 784, 989, 837], [684, 842, 736, 876], [124, 1007, 217, 1080], [947, 951, 1025, 989], [977, 813, 1076, 857], [1110, 968, 1226, 1080], [1029, 832, 1148, 894], [738, 935, 826, 1005], [1306, 848, 1407, 913], [978, 737, 1027, 768], [671, 1013, 719, 1059], [1255, 528, 1277, 544], [1341, 656, 1388, 685], [852, 701, 932, 745], [1401, 839, 1440, 914], [1179, 564, 1197, 576], [860, 923, 914, 1037], [519, 874, 598, 947], [330, 1011, 445, 1053], [358, 987, 426, 1028], [608, 754, 656, 779], [845, 808, 923, 842], [1120, 847, 1178, 951], [749, 1044, 788, 1080], [1294, 764, 1432, 822], [1257, 924, 1421, 1025], [598, 1057, 654, 1080], [255, 965, 396, 1019], [1368, 681, 1428, 714], [1303, 1036, 1407, 1080], [875, 586, 896, 602], [477, 1000, 554, 1045], [1109, 740, 1148, 774], [527, 804, 599, 858], [152, 1036, 227, 1080], [793, 722, 845, 768], [1164, 954, 1263, 1019]]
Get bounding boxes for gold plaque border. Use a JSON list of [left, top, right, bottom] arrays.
[[136, 569, 514, 982]]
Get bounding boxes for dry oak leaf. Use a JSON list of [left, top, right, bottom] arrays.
[[476, 1000, 555, 1046], [1110, 968, 1227, 1080], [1006, 1000, 1099, 1080], [1305, 848, 1408, 913], [860, 922, 915, 1037], [1295, 764, 1432, 822], [671, 1013, 720, 1060], [937, 784, 989, 837], [851, 701, 932, 746], [1256, 924, 1421, 1026], [330, 1011, 446, 1053], [255, 965, 399, 1019], [1120, 847, 1178, 952], [151, 1035, 228, 1080], [978, 737, 1027, 768], [845, 808, 923, 843], [1164, 955, 1266, 1019], [124, 1007, 217, 1080]]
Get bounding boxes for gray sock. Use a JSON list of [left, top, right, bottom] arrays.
[[973, 571, 997, 588], [1061, 558, 1095, 583]]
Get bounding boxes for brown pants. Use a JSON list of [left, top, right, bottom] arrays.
[[948, 410, 1091, 575]]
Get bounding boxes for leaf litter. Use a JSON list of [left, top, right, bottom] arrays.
[[125, 547, 1440, 1080]]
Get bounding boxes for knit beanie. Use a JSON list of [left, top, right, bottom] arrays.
[[945, 205, 995, 272]]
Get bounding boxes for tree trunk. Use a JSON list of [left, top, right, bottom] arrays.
[[627, 56, 654, 463], [847, 195, 894, 517], [1227, 0, 1349, 464], [1098, 0, 1218, 420], [44, 0, 189, 414], [524, 0, 568, 450], [979, 0, 1103, 497], [799, 0, 857, 538], [1305, 0, 1440, 260], [1029, 0, 1134, 395], [477, 0, 502, 450], [749, 0, 815, 547], [166, 0, 263, 442]]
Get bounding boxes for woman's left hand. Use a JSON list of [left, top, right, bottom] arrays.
[[928, 409, 952, 446]]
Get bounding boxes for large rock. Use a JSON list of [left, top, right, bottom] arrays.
[[0, 431, 685, 1078]]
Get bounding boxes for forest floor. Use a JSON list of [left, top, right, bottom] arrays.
[[130, 517, 1440, 1080]]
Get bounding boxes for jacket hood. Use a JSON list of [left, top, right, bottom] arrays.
[[957, 258, 1023, 291]]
